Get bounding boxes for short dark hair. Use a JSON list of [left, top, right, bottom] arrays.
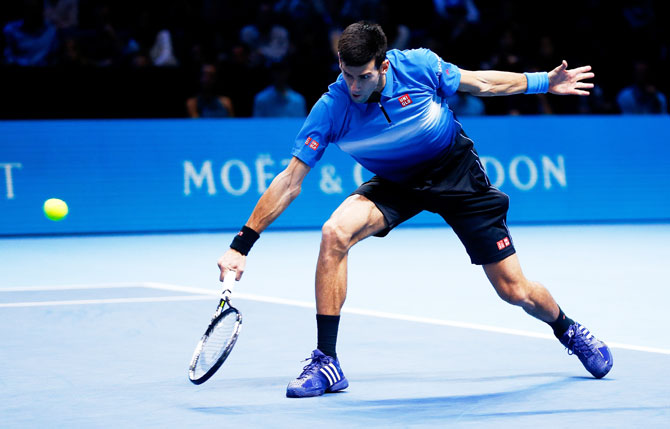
[[338, 21, 387, 68]]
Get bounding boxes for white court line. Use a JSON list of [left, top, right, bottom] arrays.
[[0, 295, 213, 308], [0, 283, 152, 292], [143, 282, 670, 355], [3, 282, 670, 356]]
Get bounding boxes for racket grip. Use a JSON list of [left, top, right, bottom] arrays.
[[222, 269, 236, 300]]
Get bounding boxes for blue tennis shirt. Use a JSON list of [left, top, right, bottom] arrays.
[[291, 48, 462, 182]]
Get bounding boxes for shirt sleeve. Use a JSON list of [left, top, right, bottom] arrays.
[[432, 53, 461, 98], [291, 95, 333, 167]]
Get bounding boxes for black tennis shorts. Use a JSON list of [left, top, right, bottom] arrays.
[[353, 129, 516, 265]]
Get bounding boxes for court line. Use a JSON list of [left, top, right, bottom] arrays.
[[0, 283, 154, 292], [3, 281, 670, 355], [144, 282, 670, 356], [0, 295, 213, 308]]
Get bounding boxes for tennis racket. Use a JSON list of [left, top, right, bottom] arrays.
[[188, 270, 242, 384]]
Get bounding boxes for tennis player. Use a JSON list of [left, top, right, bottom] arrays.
[[218, 21, 613, 398]]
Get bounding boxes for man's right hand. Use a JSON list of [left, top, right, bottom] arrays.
[[218, 249, 246, 282]]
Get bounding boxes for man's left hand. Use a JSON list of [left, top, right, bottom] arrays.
[[548, 60, 595, 96]]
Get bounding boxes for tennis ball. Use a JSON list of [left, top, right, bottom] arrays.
[[44, 198, 69, 221]]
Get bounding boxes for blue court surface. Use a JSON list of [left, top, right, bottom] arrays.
[[2, 224, 669, 428]]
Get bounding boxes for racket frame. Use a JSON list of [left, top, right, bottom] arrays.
[[188, 271, 242, 384]]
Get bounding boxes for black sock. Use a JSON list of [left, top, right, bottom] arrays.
[[316, 314, 340, 359], [547, 306, 575, 339]]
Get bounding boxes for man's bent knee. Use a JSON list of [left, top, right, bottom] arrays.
[[320, 195, 386, 255], [494, 279, 531, 306], [321, 220, 354, 254]]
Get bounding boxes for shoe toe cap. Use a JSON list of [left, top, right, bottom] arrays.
[[286, 376, 327, 397]]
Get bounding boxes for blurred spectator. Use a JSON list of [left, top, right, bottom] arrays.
[[219, 41, 270, 117], [0, 1, 668, 118], [274, 0, 334, 26], [480, 26, 535, 115], [258, 24, 290, 63], [239, 2, 291, 65], [3, 0, 58, 66], [617, 60, 667, 114], [44, 0, 78, 30], [253, 61, 306, 117], [433, 0, 479, 23], [75, 2, 124, 67], [578, 84, 615, 114], [150, 28, 178, 66], [186, 63, 234, 118], [58, 32, 89, 66], [126, 7, 179, 68]]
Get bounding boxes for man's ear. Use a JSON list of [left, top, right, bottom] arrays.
[[380, 59, 390, 74]]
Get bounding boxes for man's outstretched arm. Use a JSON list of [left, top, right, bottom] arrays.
[[458, 60, 594, 97], [217, 156, 310, 280]]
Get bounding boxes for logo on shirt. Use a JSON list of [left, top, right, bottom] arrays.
[[496, 237, 511, 251], [435, 53, 449, 75], [398, 94, 413, 107], [305, 137, 320, 150]]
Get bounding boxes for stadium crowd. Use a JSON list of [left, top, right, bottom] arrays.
[[1, 0, 668, 117]]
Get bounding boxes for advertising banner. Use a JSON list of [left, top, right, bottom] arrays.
[[1, 116, 669, 235]]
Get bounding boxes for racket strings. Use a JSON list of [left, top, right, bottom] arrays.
[[195, 311, 239, 374]]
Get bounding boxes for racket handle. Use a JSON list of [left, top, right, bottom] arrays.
[[222, 269, 236, 300]]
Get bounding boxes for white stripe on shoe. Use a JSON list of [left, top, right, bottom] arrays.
[[327, 363, 340, 381], [320, 368, 334, 386], [323, 365, 338, 383]]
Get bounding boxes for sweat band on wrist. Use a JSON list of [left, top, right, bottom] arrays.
[[230, 225, 260, 256], [524, 72, 549, 94]]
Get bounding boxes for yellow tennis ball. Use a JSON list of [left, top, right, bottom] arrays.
[[44, 198, 69, 221]]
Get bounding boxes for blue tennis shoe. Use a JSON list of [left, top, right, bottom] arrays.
[[286, 349, 349, 398], [560, 322, 613, 379]]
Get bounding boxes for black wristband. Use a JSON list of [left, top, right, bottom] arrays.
[[230, 225, 260, 256]]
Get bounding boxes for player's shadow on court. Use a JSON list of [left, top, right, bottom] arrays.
[[343, 372, 619, 421]]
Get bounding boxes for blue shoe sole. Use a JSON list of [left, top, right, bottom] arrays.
[[326, 377, 349, 393], [286, 388, 324, 398], [286, 377, 349, 398]]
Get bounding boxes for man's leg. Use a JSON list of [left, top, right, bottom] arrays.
[[316, 194, 387, 316], [483, 253, 613, 378], [483, 253, 559, 323], [313, 194, 387, 358], [286, 194, 387, 398]]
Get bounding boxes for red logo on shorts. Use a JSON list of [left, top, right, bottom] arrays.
[[398, 94, 413, 107], [305, 137, 319, 150], [497, 237, 511, 250]]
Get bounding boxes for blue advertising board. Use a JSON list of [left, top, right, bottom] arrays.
[[1, 116, 669, 236]]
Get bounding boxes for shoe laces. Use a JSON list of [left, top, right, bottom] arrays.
[[297, 353, 330, 379], [565, 324, 596, 357]]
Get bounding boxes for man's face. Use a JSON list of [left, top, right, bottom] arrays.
[[339, 57, 389, 103]]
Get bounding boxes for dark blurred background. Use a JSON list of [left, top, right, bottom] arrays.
[[1, 0, 668, 119]]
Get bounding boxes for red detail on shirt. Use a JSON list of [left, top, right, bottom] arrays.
[[398, 94, 413, 107], [305, 137, 320, 150]]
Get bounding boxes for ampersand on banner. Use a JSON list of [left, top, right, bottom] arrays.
[[319, 165, 342, 194]]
